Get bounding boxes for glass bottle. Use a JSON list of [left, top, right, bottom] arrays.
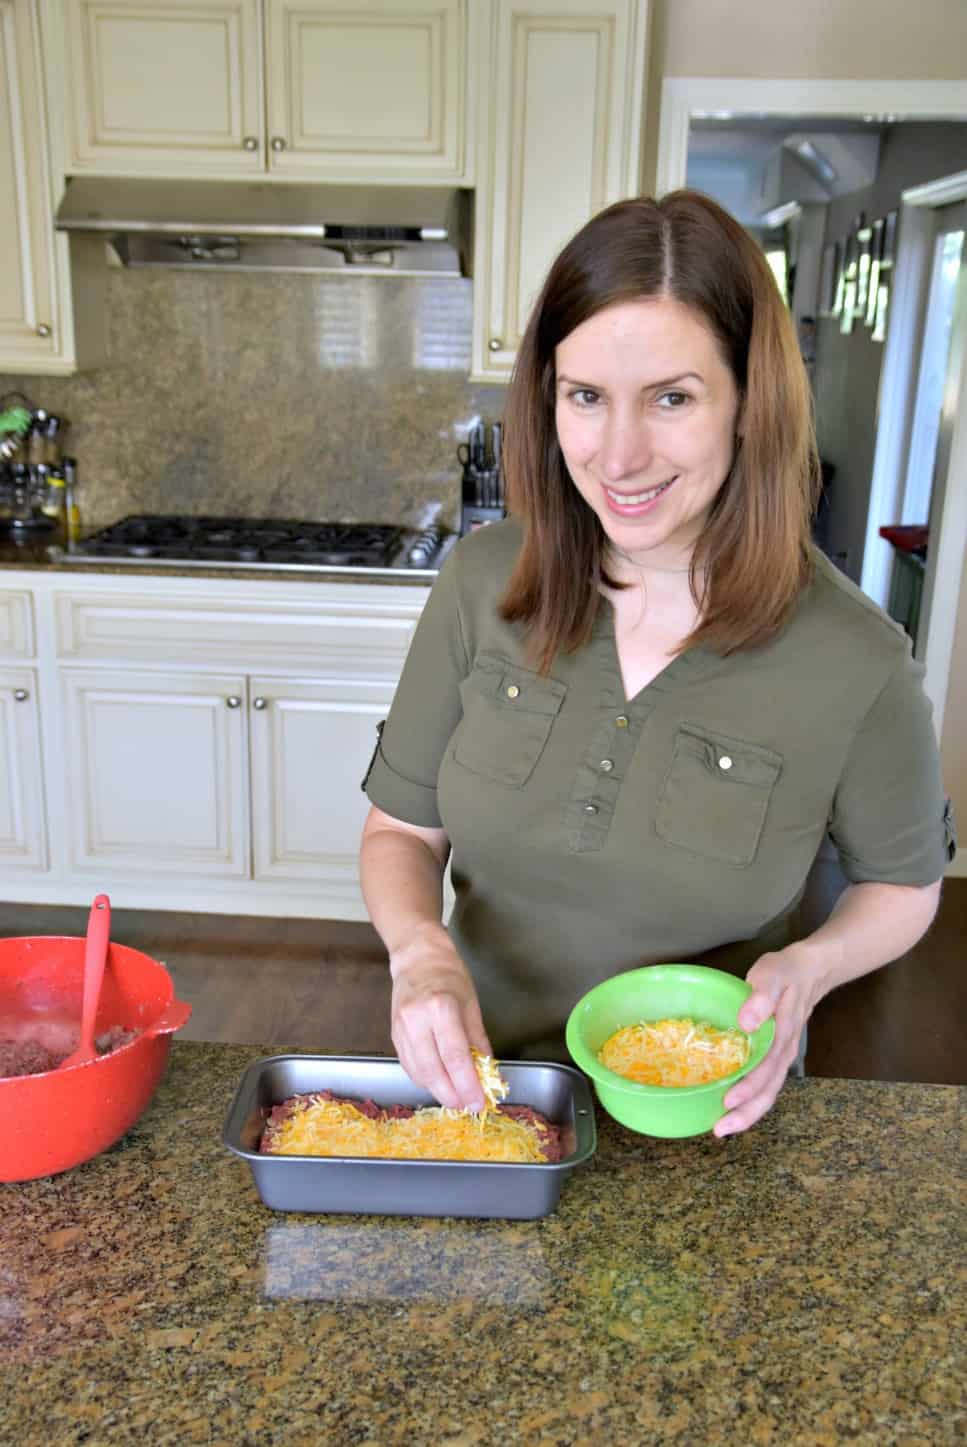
[[63, 457, 82, 546]]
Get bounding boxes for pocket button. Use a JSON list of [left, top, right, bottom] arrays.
[[506, 684, 520, 699], [718, 755, 733, 771]]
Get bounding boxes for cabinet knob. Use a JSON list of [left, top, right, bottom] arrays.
[[242, 135, 259, 152], [36, 324, 52, 338], [226, 695, 241, 709], [253, 696, 268, 710], [270, 136, 287, 153], [488, 337, 502, 352], [13, 688, 28, 702]]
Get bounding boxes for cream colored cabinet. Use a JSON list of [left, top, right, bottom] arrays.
[[62, 0, 472, 181], [471, 0, 648, 381], [0, 0, 59, 368], [248, 675, 394, 893], [0, 1, 105, 374], [34, 573, 426, 917], [63, 0, 265, 176], [264, 0, 470, 179], [0, 668, 48, 873], [61, 667, 251, 878]]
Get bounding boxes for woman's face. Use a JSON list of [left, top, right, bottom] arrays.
[[554, 296, 741, 567]]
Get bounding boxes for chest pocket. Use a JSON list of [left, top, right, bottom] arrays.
[[656, 724, 783, 867], [454, 652, 566, 787]]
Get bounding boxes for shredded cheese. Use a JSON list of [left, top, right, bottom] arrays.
[[599, 1016, 750, 1087], [471, 1047, 509, 1129], [263, 1096, 549, 1163]]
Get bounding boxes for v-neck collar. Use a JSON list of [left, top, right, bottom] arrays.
[[590, 595, 725, 706]]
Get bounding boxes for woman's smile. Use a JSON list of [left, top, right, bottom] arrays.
[[603, 475, 679, 515]]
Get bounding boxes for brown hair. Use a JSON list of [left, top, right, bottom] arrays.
[[499, 190, 820, 671]]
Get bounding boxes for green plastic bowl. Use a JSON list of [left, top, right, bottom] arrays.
[[565, 964, 775, 1138]]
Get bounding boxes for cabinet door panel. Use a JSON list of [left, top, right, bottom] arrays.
[[250, 676, 393, 887], [0, 669, 47, 873], [0, 1, 58, 368], [266, 0, 466, 178], [473, 0, 646, 379], [62, 668, 249, 877], [66, 0, 264, 174]]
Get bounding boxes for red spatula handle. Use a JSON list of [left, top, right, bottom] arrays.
[[78, 895, 111, 1053]]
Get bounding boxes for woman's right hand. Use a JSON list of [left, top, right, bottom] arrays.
[[389, 922, 491, 1111]]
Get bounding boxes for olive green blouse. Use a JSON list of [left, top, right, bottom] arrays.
[[365, 520, 953, 1054]]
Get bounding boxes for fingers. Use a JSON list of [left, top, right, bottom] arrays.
[[393, 993, 486, 1111], [737, 959, 784, 1033], [716, 962, 807, 1137]]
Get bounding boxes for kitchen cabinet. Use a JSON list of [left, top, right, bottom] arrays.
[[0, 588, 47, 872], [61, 0, 473, 182], [470, 0, 648, 381], [0, 0, 103, 374], [0, 668, 48, 872], [248, 674, 395, 888], [0, 569, 427, 919], [60, 666, 251, 879]]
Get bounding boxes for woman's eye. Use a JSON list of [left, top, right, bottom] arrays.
[[569, 388, 601, 407], [658, 390, 690, 409]]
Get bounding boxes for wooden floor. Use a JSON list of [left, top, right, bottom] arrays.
[[0, 882, 964, 1084]]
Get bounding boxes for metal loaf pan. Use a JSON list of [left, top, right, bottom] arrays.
[[223, 1054, 596, 1219]]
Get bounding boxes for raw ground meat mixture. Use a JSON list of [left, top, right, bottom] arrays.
[[0, 1027, 141, 1080], [260, 1088, 563, 1162]]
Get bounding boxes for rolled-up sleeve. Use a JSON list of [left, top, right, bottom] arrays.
[[363, 551, 469, 828], [830, 645, 954, 885]]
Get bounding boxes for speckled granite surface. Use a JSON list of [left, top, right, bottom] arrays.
[[2, 1041, 963, 1446]]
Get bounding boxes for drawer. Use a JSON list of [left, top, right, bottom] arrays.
[[54, 590, 424, 673], [0, 590, 35, 658]]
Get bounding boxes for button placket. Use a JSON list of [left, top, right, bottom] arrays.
[[567, 699, 652, 852]]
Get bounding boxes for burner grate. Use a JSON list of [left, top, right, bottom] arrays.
[[76, 515, 409, 567]]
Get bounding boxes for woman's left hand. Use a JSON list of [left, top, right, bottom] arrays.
[[713, 944, 822, 1137]]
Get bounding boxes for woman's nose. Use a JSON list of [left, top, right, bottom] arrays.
[[599, 412, 653, 482]]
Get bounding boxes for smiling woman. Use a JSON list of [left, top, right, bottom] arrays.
[[359, 190, 954, 1140]]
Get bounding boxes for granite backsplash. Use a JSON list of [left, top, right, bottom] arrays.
[[0, 268, 507, 534]]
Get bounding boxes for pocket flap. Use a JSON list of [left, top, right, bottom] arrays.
[[464, 652, 567, 717], [676, 724, 783, 789]]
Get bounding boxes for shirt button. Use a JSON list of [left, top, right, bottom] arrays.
[[600, 759, 614, 772], [506, 684, 520, 699], [615, 715, 629, 728], [583, 803, 598, 815], [718, 755, 733, 771]]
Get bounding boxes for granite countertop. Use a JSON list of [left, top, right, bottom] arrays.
[[2, 1041, 962, 1445]]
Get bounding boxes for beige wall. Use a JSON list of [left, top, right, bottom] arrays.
[[641, 0, 967, 872], [641, 0, 967, 193]]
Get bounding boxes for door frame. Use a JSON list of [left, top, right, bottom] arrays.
[[656, 77, 967, 734]]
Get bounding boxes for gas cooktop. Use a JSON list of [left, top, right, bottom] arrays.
[[67, 515, 450, 573]]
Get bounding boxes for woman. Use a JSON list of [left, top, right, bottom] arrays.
[[359, 191, 954, 1137]]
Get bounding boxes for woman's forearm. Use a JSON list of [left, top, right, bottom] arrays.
[[359, 825, 449, 957], [794, 878, 942, 1003]]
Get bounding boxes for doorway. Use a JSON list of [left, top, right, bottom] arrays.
[[656, 79, 967, 727]]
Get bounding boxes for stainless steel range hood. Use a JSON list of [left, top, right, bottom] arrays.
[[54, 177, 472, 276]]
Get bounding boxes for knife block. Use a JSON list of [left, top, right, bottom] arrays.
[[459, 469, 505, 536]]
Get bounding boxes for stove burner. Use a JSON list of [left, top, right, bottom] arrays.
[[72, 515, 436, 569]]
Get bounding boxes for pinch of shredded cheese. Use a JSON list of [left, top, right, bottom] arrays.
[[264, 1096, 548, 1163], [471, 1047, 509, 1122], [599, 1017, 750, 1087]]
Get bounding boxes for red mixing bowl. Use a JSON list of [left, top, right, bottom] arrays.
[[0, 934, 191, 1182]]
